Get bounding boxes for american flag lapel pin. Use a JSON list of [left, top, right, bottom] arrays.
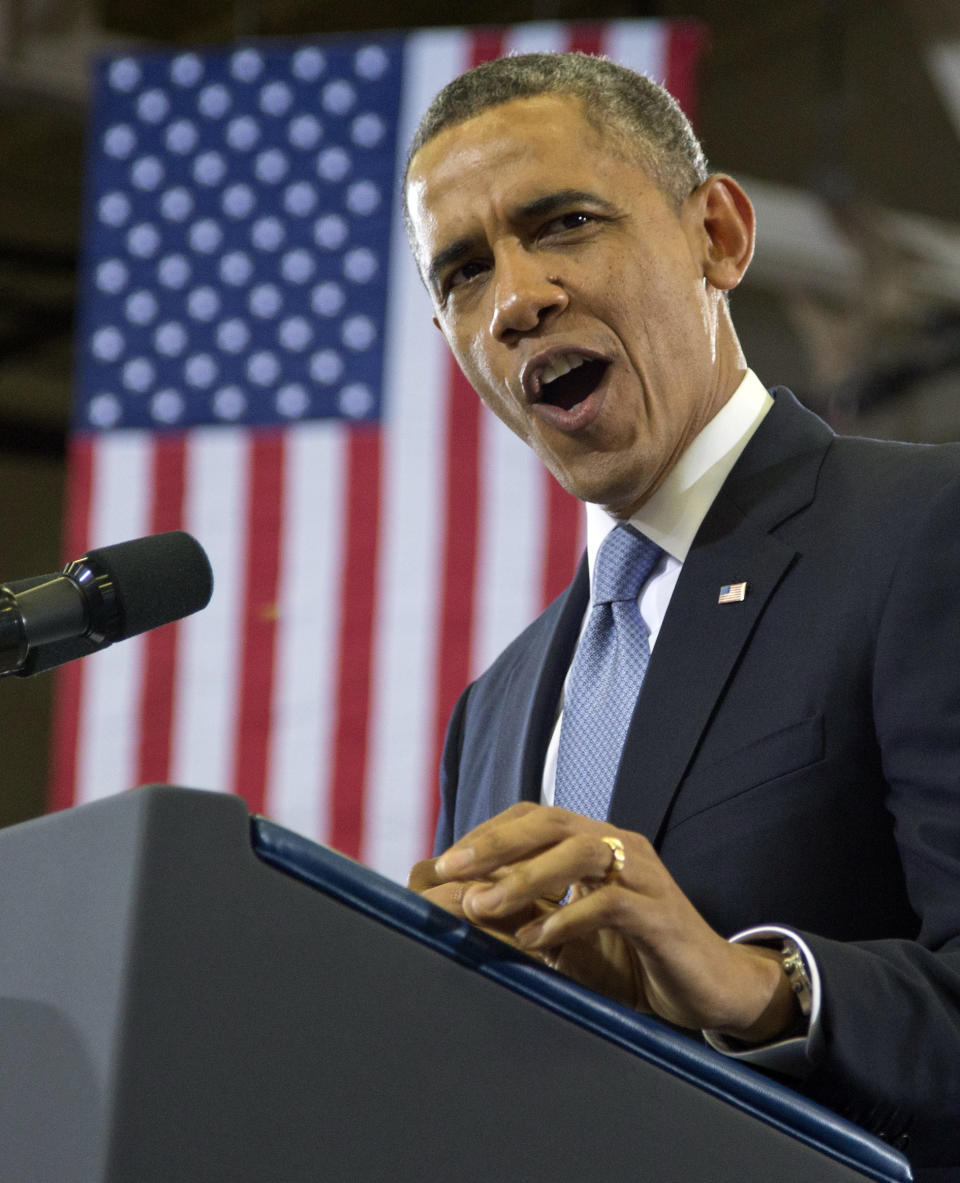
[[718, 582, 748, 604]]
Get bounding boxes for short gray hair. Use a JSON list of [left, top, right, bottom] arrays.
[[404, 51, 709, 217]]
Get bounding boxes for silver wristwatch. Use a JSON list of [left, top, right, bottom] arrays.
[[781, 938, 813, 1018]]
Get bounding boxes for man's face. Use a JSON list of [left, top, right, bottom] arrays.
[[405, 94, 748, 518]]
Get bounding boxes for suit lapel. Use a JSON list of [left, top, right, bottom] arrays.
[[515, 557, 588, 804], [609, 500, 795, 840], [609, 390, 835, 844]]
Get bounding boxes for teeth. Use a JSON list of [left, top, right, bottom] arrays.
[[541, 353, 587, 386]]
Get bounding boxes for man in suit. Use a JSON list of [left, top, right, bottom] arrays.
[[403, 52, 960, 1174]]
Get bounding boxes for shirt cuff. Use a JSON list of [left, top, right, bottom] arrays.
[[703, 925, 821, 1077]]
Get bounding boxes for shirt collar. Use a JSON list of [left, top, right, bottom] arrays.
[[586, 369, 774, 570]]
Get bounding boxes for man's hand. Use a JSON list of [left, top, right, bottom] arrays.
[[408, 853, 563, 952], [413, 803, 801, 1044]]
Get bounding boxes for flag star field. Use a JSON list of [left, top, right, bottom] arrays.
[[80, 40, 401, 432]]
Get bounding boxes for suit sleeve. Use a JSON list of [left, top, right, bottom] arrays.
[[798, 474, 960, 1168]]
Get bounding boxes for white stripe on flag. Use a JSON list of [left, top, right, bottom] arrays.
[[505, 22, 568, 54], [604, 21, 668, 80], [76, 432, 153, 804], [169, 427, 249, 794], [264, 422, 347, 839], [472, 416, 545, 677], [361, 29, 470, 880]]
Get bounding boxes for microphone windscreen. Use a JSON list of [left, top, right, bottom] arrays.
[[87, 530, 213, 639], [15, 531, 213, 677]]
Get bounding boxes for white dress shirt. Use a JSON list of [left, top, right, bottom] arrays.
[[538, 370, 819, 1072]]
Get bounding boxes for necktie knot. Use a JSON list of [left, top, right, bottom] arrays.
[[592, 525, 662, 606]]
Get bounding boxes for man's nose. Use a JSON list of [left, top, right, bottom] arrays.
[[489, 248, 567, 341]]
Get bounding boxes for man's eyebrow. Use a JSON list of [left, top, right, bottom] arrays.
[[515, 188, 619, 221]]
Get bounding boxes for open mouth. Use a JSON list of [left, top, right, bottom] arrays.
[[537, 356, 609, 411]]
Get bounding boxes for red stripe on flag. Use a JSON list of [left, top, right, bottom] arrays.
[[568, 23, 606, 55], [665, 20, 708, 123], [541, 474, 583, 608], [48, 437, 95, 812], [233, 432, 286, 815], [329, 426, 382, 858], [136, 434, 187, 786], [471, 27, 506, 65]]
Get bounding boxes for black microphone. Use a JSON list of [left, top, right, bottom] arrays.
[[0, 531, 213, 678]]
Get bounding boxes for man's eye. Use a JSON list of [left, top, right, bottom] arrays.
[[447, 259, 487, 291], [543, 211, 595, 235]]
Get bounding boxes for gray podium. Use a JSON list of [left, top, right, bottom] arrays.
[[0, 786, 911, 1183]]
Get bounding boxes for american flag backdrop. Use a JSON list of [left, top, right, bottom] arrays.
[[52, 20, 705, 882]]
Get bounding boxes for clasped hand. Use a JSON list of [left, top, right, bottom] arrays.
[[408, 802, 798, 1043]]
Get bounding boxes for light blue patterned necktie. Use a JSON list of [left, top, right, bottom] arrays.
[[554, 524, 663, 821]]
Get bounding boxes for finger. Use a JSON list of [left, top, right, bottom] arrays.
[[419, 877, 536, 921], [516, 869, 714, 965], [432, 801, 541, 877], [435, 804, 592, 880], [423, 882, 561, 953], [408, 857, 443, 892], [514, 882, 634, 948], [511, 842, 674, 949], [461, 831, 619, 921], [418, 880, 479, 917]]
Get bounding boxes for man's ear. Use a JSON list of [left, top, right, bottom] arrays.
[[686, 174, 755, 292]]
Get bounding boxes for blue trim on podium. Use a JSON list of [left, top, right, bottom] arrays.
[[251, 815, 912, 1183]]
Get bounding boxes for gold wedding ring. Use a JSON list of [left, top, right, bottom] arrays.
[[601, 835, 626, 880]]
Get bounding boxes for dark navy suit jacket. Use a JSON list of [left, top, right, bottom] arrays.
[[436, 389, 960, 1174]]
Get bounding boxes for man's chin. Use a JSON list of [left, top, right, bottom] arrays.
[[553, 469, 656, 521]]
